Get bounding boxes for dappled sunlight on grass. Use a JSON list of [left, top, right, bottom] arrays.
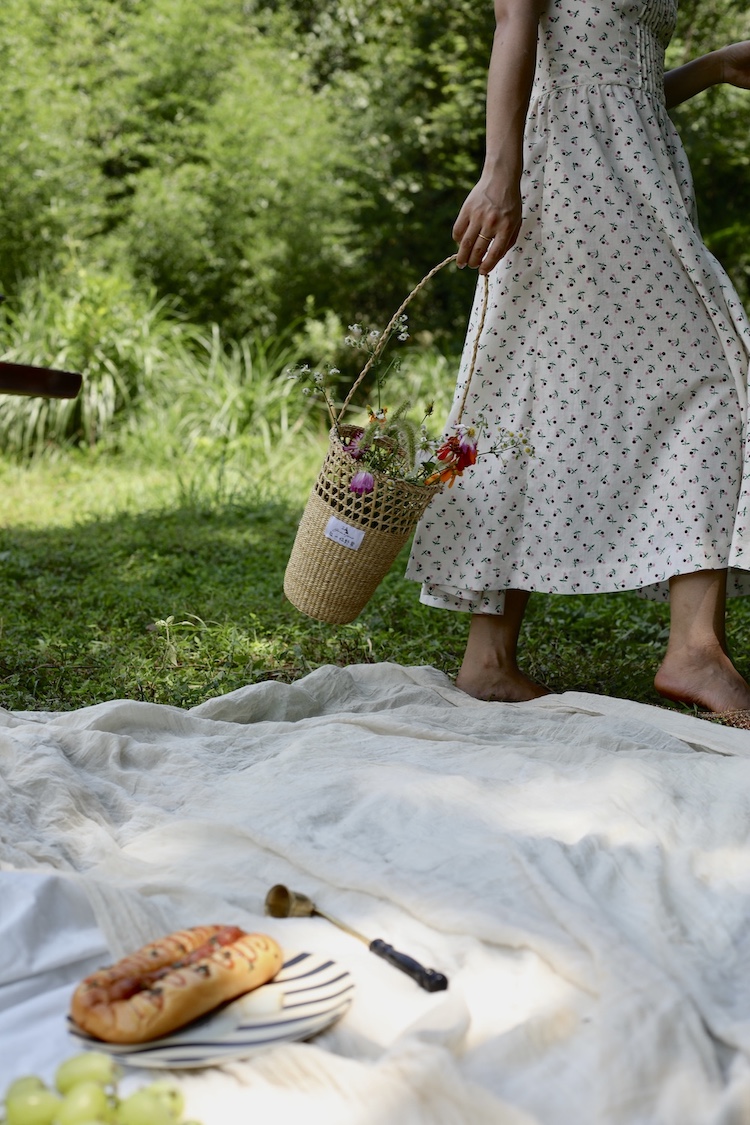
[[0, 445, 749, 712], [0, 436, 328, 528]]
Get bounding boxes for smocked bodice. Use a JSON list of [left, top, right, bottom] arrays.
[[534, 0, 678, 101]]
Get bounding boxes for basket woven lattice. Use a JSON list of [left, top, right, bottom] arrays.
[[284, 255, 488, 625], [284, 425, 443, 623]]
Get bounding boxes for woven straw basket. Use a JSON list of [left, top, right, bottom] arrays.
[[284, 424, 443, 623], [284, 255, 488, 624]]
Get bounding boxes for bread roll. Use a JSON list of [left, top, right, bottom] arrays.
[[70, 925, 283, 1043]]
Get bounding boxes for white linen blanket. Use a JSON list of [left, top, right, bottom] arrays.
[[2, 662, 750, 1124]]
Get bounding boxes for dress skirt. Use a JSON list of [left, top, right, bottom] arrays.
[[406, 0, 750, 613]]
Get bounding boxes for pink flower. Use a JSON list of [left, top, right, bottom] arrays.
[[456, 426, 478, 459], [343, 428, 365, 459], [350, 470, 375, 495]]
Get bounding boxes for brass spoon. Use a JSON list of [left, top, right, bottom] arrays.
[[265, 884, 448, 993]]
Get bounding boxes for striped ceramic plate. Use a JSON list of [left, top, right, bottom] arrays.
[[67, 952, 354, 1068]]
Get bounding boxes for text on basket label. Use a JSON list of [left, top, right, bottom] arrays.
[[325, 516, 365, 551]]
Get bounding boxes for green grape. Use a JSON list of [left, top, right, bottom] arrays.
[[5, 1077, 47, 1101], [5, 1089, 62, 1125], [114, 1090, 173, 1125], [55, 1082, 114, 1125], [141, 1081, 184, 1120], [55, 1053, 121, 1095]]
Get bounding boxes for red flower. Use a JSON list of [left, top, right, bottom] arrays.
[[425, 426, 478, 487]]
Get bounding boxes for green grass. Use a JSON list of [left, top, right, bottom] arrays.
[[0, 448, 748, 712]]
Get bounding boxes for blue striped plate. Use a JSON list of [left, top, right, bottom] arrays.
[[67, 952, 354, 1068]]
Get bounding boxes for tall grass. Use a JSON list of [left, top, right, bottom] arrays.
[[0, 267, 189, 454], [0, 270, 462, 466], [0, 268, 315, 459], [147, 325, 314, 455]]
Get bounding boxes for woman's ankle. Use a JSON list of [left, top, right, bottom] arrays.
[[655, 646, 750, 712]]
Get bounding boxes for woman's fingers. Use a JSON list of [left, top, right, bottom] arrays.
[[455, 224, 487, 269], [455, 216, 520, 271], [453, 181, 522, 273], [479, 218, 521, 275]]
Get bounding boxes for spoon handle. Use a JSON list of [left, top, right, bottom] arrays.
[[369, 939, 448, 992]]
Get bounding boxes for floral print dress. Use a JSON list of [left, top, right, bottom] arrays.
[[406, 0, 750, 613]]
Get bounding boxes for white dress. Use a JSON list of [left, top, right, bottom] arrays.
[[407, 0, 750, 614]]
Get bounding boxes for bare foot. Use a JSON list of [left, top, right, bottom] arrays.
[[456, 598, 549, 703], [455, 667, 551, 703], [655, 647, 750, 713]]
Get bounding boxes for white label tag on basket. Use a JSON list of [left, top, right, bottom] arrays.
[[325, 516, 365, 550]]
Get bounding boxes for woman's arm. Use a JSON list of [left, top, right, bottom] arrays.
[[454, 0, 544, 275], [665, 41, 750, 109]]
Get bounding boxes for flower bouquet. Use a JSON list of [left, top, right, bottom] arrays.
[[283, 255, 529, 624]]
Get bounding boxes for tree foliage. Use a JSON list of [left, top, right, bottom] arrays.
[[0, 0, 748, 353], [670, 1, 750, 303]]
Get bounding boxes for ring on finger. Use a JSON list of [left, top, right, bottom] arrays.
[[476, 233, 493, 243]]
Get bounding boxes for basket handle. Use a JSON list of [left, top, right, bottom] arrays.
[[336, 254, 490, 426]]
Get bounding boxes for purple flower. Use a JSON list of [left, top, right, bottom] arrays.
[[343, 428, 365, 460], [350, 470, 375, 495]]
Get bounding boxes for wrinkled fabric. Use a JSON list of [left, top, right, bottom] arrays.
[[2, 663, 750, 1123]]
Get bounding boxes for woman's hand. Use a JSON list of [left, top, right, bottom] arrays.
[[452, 1, 542, 275], [719, 41, 750, 90], [453, 173, 522, 276]]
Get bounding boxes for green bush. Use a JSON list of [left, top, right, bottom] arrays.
[[668, 1, 750, 304], [0, 265, 187, 453], [0, 0, 747, 354], [0, 3, 107, 293], [121, 41, 359, 336], [0, 262, 335, 460]]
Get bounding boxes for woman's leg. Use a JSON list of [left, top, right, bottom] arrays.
[[654, 569, 750, 712], [455, 590, 550, 702]]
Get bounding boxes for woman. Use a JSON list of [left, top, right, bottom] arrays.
[[406, 0, 750, 718]]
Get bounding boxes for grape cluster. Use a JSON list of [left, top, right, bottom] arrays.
[[2, 1052, 202, 1125]]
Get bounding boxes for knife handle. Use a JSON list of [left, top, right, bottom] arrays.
[[369, 938, 448, 992]]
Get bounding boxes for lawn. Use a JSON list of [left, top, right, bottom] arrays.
[[0, 447, 744, 713]]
